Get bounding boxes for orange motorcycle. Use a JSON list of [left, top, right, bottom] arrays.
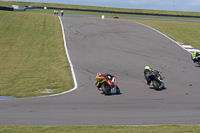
[[96, 76, 120, 95]]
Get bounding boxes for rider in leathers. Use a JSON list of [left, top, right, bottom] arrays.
[[191, 51, 200, 63], [144, 66, 163, 87], [144, 66, 152, 85], [95, 72, 115, 91]]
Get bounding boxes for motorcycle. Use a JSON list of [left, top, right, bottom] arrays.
[[96, 76, 120, 95], [148, 70, 165, 90]]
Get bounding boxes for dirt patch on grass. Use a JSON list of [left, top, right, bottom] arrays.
[[176, 41, 184, 45], [40, 89, 54, 93]]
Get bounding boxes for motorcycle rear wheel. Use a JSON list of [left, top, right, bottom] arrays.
[[102, 83, 111, 95], [152, 80, 161, 90], [198, 59, 200, 67]]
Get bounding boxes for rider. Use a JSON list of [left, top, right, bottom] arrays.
[[61, 10, 64, 16], [95, 72, 115, 91], [144, 66, 163, 86], [144, 66, 152, 85], [191, 50, 199, 63]]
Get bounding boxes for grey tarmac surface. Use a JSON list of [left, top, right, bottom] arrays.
[[0, 16, 200, 126], [64, 14, 200, 23]]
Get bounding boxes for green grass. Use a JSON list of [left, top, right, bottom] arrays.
[[0, 10, 73, 97], [0, 125, 200, 133]]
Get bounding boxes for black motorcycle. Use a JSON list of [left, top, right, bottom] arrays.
[[148, 70, 165, 90]]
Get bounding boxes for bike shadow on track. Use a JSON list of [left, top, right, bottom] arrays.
[[149, 86, 167, 91], [100, 92, 122, 96]]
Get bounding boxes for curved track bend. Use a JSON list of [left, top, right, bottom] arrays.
[[0, 16, 200, 125]]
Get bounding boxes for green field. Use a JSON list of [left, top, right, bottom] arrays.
[[0, 10, 73, 97], [0, 125, 200, 133]]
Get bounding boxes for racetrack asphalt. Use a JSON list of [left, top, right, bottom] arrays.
[[0, 16, 200, 126]]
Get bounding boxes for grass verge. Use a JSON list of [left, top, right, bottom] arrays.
[[0, 10, 73, 97], [0, 125, 200, 133]]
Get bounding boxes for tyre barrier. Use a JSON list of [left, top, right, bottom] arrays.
[[0, 6, 13, 11]]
